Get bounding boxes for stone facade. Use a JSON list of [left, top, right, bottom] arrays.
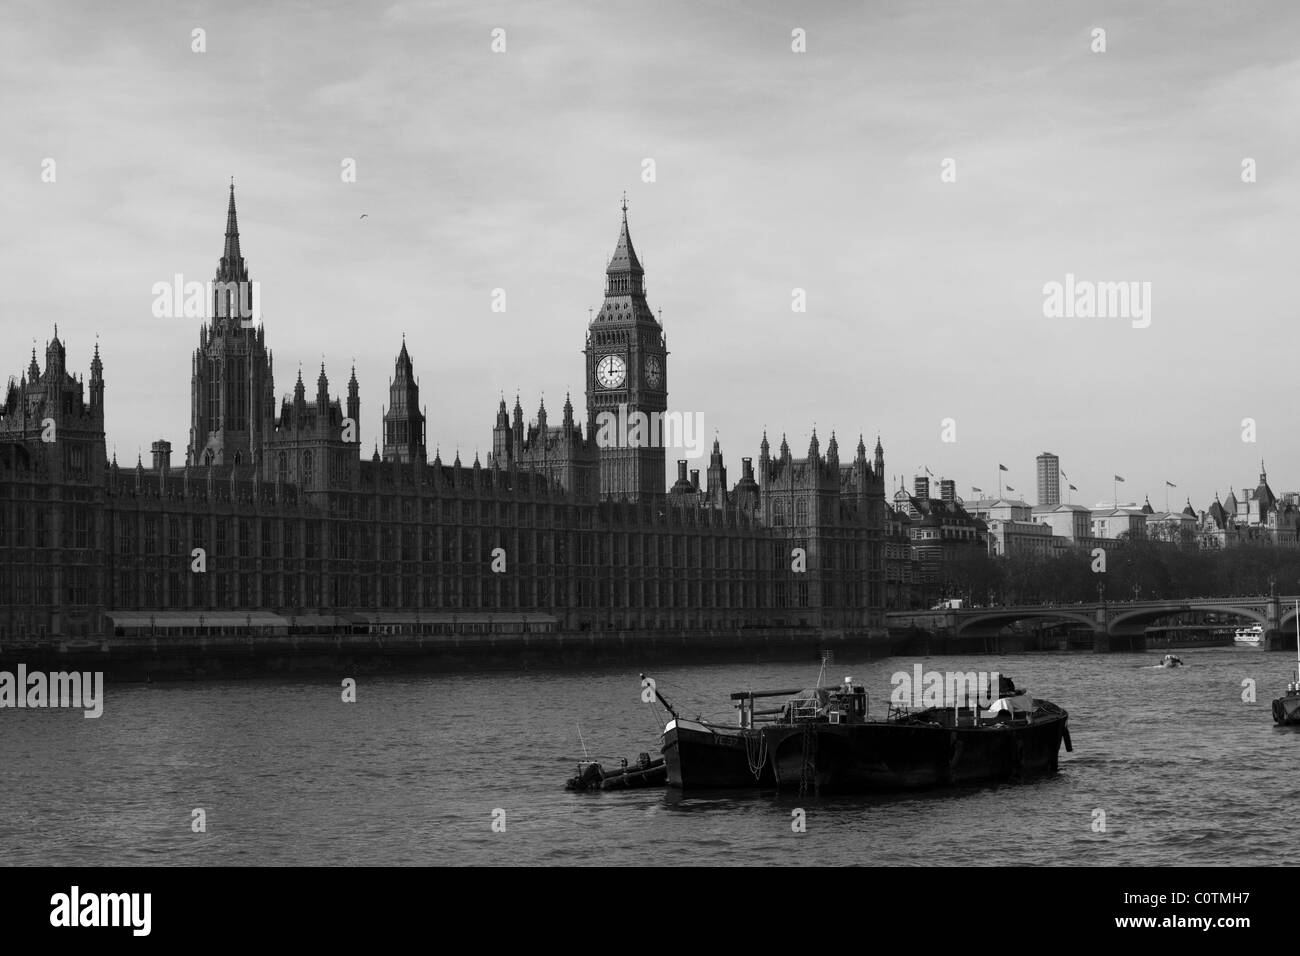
[[0, 189, 887, 640]]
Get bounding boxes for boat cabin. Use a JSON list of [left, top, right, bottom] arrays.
[[732, 677, 869, 729]]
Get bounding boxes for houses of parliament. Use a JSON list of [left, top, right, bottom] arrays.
[[0, 187, 887, 642]]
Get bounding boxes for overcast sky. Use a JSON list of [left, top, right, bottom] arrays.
[[3, 0, 1298, 511]]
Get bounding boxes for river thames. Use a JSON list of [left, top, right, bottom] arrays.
[[1, 645, 1296, 866]]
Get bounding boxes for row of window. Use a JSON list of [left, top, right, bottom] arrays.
[[94, 573, 848, 612]]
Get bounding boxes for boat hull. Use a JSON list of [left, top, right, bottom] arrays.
[[1272, 694, 1300, 725], [662, 719, 776, 789], [663, 708, 1069, 793], [766, 712, 1067, 792]]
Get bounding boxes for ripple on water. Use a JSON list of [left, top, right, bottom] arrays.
[[1, 649, 1297, 865]]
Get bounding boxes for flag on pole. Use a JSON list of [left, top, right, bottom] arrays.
[[1069, 484, 1078, 491], [999, 464, 1009, 472], [1114, 475, 1125, 482], [925, 467, 934, 477], [1165, 481, 1176, 488], [972, 487, 982, 494], [1060, 469, 1068, 480], [1006, 485, 1016, 492]]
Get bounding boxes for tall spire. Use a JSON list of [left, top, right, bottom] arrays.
[[216, 181, 248, 285], [224, 182, 240, 260], [605, 194, 644, 294]]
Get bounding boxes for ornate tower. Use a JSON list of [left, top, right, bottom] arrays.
[[382, 338, 425, 463], [584, 197, 667, 500], [0, 328, 106, 483], [187, 184, 274, 467]]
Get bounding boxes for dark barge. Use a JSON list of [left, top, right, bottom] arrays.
[[653, 672, 1072, 794]]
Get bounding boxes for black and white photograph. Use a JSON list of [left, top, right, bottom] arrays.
[[0, 0, 1290, 934]]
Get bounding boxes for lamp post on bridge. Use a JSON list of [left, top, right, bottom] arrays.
[[1097, 580, 1108, 651]]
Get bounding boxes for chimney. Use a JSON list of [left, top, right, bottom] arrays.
[[690, 469, 700, 492], [677, 460, 688, 483], [940, 479, 955, 502], [151, 439, 172, 473], [742, 457, 754, 480], [914, 475, 930, 500]]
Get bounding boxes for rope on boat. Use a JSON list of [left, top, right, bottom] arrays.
[[798, 722, 817, 797], [744, 730, 768, 778]]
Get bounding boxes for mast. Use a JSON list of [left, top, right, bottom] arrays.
[[640, 672, 678, 720]]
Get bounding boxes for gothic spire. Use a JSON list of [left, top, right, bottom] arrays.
[[224, 183, 240, 261], [604, 195, 645, 300], [216, 182, 248, 285], [607, 194, 643, 276]]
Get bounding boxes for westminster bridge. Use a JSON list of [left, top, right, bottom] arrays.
[[885, 595, 1300, 653]]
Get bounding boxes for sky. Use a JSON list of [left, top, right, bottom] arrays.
[[2, 0, 1298, 512]]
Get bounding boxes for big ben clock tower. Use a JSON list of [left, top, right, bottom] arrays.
[[584, 196, 667, 500]]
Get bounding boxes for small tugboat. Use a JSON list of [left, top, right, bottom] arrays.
[[1159, 654, 1183, 668], [564, 753, 667, 791], [1272, 603, 1300, 726], [651, 667, 1071, 794]]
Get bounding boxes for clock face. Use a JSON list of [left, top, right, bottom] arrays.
[[596, 354, 627, 389], [645, 355, 663, 388]]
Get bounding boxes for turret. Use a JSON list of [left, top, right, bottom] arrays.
[[346, 365, 360, 435], [316, 363, 330, 432], [562, 392, 575, 433], [151, 440, 172, 473], [511, 395, 524, 459], [492, 397, 512, 467], [89, 339, 104, 415], [706, 437, 727, 507]]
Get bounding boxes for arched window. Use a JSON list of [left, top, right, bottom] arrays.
[[302, 451, 313, 487], [773, 500, 785, 526], [795, 500, 808, 525], [277, 452, 288, 484]]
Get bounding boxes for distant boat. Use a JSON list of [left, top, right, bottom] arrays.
[[1272, 603, 1300, 726], [649, 668, 1072, 794], [1234, 625, 1264, 646], [1158, 654, 1184, 668]]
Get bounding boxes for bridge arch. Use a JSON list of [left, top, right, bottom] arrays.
[[953, 609, 1096, 637], [1107, 604, 1253, 629]]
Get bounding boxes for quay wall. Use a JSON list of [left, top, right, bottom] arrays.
[[0, 627, 899, 681]]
